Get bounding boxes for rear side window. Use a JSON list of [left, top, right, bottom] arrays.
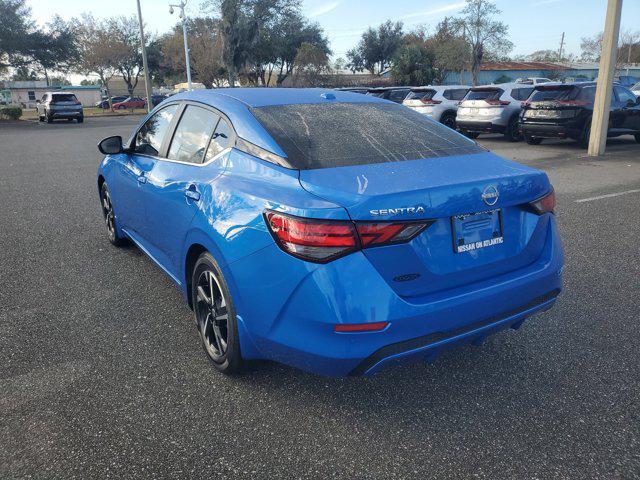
[[366, 91, 384, 97], [168, 105, 220, 164], [135, 104, 179, 156], [511, 88, 534, 101], [406, 90, 435, 101], [251, 102, 483, 170], [465, 89, 503, 101]]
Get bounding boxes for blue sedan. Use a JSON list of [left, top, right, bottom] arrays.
[[96, 88, 564, 377]]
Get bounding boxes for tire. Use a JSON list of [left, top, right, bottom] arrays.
[[634, 133, 640, 143], [67, 118, 74, 122], [99, 182, 127, 246], [504, 115, 522, 142], [118, 105, 126, 110], [77, 116, 84, 123], [46, 111, 53, 123], [440, 113, 456, 130], [191, 252, 244, 375], [579, 122, 591, 149], [525, 134, 543, 145], [462, 130, 480, 139]]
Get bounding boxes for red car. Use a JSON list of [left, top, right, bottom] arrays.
[[111, 97, 146, 110]]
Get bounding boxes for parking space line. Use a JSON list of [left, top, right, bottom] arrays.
[[575, 189, 640, 203]]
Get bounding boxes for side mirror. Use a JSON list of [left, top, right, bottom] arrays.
[[98, 135, 124, 155]]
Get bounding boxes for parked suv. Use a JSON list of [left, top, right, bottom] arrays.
[[37, 92, 84, 123], [456, 83, 534, 140], [402, 85, 470, 129], [520, 82, 640, 147], [366, 87, 411, 103]]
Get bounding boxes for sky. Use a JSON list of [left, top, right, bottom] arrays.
[[28, 0, 640, 66]]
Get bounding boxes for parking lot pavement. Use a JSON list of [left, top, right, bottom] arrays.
[[1, 117, 639, 479]]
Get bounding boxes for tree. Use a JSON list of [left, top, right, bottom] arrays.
[[291, 42, 329, 86], [455, 0, 512, 86], [75, 15, 120, 105], [390, 40, 437, 86], [10, 66, 39, 81], [153, 18, 227, 88], [347, 21, 404, 74], [209, 0, 298, 86], [0, 1, 78, 83], [428, 17, 470, 84], [580, 33, 602, 62], [48, 75, 71, 86], [108, 16, 144, 97], [580, 30, 640, 71], [26, 16, 78, 85]]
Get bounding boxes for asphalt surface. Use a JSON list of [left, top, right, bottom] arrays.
[[1, 116, 639, 479]]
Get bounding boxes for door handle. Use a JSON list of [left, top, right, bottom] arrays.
[[137, 175, 147, 184], [185, 186, 200, 201]]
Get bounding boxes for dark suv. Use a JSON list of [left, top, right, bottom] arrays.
[[37, 92, 84, 123], [366, 87, 411, 103], [520, 82, 640, 147]]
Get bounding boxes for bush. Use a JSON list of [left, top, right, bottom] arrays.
[[0, 106, 22, 120]]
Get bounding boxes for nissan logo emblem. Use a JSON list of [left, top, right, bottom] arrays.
[[482, 185, 499, 206]]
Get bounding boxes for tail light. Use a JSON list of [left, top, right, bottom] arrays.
[[530, 188, 556, 214], [334, 322, 389, 333], [264, 210, 432, 263], [485, 99, 511, 106], [420, 98, 442, 104]]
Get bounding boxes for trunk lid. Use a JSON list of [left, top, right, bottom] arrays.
[[299, 152, 552, 297]]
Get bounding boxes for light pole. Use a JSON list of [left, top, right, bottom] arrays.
[[169, 1, 192, 91], [136, 0, 154, 112]]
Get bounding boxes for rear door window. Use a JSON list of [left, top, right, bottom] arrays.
[[204, 117, 234, 162], [168, 105, 220, 164], [447, 89, 469, 101], [388, 89, 410, 103], [135, 104, 179, 156], [251, 102, 483, 170]]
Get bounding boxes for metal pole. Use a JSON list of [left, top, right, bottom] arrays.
[[136, 0, 154, 112], [182, 13, 193, 90], [588, 0, 623, 156]]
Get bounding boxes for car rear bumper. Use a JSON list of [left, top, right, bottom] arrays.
[[456, 120, 505, 134], [521, 122, 580, 139], [230, 215, 564, 377], [50, 110, 83, 119]]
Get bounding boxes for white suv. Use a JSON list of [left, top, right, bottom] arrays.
[[402, 85, 470, 129], [455, 83, 534, 141]]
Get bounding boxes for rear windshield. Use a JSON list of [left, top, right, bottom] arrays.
[[529, 87, 579, 102], [366, 91, 384, 97], [250, 102, 483, 170], [465, 89, 503, 101], [510, 87, 534, 101], [406, 90, 435, 101], [51, 94, 78, 102]]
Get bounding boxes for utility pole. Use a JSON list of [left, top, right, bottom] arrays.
[[170, 1, 192, 91], [588, 0, 623, 157], [558, 32, 565, 63], [136, 0, 154, 112]]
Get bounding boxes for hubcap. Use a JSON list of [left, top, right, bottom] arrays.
[[101, 189, 116, 240], [195, 270, 229, 360]]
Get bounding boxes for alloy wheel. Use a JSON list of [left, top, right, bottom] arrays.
[[195, 270, 229, 361], [101, 188, 116, 241]]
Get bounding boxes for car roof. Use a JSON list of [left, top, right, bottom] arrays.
[[160, 88, 391, 159], [367, 86, 411, 92], [171, 87, 386, 108], [411, 85, 470, 91]]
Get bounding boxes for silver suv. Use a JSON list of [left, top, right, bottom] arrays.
[[36, 92, 84, 123], [402, 85, 470, 129], [456, 83, 534, 141]]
